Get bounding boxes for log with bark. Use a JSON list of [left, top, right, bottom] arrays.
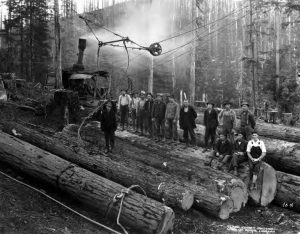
[[1, 122, 234, 219], [1, 121, 194, 212], [62, 124, 248, 214], [0, 131, 174, 234], [274, 171, 300, 212], [196, 112, 300, 143]]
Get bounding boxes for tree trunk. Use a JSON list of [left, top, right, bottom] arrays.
[[1, 122, 234, 219], [0, 131, 174, 234], [196, 112, 300, 144], [63, 124, 248, 214], [274, 171, 300, 213], [188, 122, 300, 176]]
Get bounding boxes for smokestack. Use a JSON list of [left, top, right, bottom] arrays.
[[73, 38, 86, 71]]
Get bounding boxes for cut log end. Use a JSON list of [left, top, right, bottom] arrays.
[[219, 198, 234, 220], [248, 163, 277, 206], [230, 187, 248, 212], [179, 191, 195, 211], [156, 206, 175, 234]]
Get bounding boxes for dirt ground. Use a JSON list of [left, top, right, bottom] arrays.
[[1, 104, 300, 234]]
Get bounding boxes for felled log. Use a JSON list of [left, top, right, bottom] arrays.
[[0, 100, 36, 112], [196, 112, 300, 143], [0, 131, 174, 234], [188, 124, 300, 176], [63, 124, 248, 214], [274, 171, 300, 213], [232, 162, 277, 206], [1, 122, 193, 212], [1, 122, 234, 219]]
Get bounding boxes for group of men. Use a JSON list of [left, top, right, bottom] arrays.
[[101, 90, 266, 190], [204, 100, 266, 190], [117, 89, 198, 146]]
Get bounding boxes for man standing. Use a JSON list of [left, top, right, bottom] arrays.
[[118, 89, 131, 131], [165, 95, 180, 141], [130, 92, 139, 132], [100, 101, 117, 154], [137, 91, 147, 135], [218, 100, 236, 142], [240, 101, 256, 140], [152, 94, 166, 141], [145, 93, 154, 137], [246, 131, 266, 190], [179, 99, 197, 147], [203, 101, 218, 152]]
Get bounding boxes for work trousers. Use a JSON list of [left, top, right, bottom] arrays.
[[240, 125, 254, 141], [120, 105, 129, 129], [154, 118, 165, 139], [229, 152, 248, 170], [204, 127, 217, 148], [165, 118, 178, 140], [104, 129, 115, 150], [248, 159, 262, 180], [183, 127, 196, 145]]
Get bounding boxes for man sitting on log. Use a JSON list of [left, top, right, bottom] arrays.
[[247, 131, 266, 190], [228, 130, 248, 176], [239, 101, 256, 140], [100, 101, 117, 153], [206, 132, 232, 168]]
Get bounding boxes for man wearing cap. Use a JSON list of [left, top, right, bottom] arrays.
[[218, 100, 236, 143], [118, 89, 131, 131], [247, 131, 266, 190], [152, 94, 166, 141], [165, 95, 180, 141], [240, 101, 256, 140], [203, 101, 219, 152]]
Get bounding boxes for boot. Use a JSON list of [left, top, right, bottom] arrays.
[[233, 168, 238, 176], [105, 147, 110, 154]]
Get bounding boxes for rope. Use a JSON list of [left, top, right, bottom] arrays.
[[105, 185, 147, 234], [0, 170, 122, 234]]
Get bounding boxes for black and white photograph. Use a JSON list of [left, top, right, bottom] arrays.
[[0, 0, 300, 233]]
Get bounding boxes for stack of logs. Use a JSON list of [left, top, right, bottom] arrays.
[[0, 110, 299, 233]]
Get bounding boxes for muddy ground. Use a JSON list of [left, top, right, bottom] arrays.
[[0, 104, 300, 234]]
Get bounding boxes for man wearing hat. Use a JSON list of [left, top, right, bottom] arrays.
[[137, 91, 147, 135], [203, 101, 219, 152], [218, 100, 237, 143], [152, 93, 166, 141], [240, 101, 256, 140]]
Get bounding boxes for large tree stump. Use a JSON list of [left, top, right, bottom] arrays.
[[196, 112, 300, 143], [1, 122, 234, 219], [63, 124, 248, 214], [0, 131, 174, 234]]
